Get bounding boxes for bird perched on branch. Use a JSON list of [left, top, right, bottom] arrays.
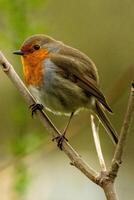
[[13, 34, 118, 149]]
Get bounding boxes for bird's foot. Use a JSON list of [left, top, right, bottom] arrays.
[[29, 103, 44, 117], [52, 134, 68, 150]]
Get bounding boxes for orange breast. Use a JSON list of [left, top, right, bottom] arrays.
[[21, 49, 49, 87]]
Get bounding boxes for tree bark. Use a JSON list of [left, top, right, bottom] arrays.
[[103, 182, 119, 200]]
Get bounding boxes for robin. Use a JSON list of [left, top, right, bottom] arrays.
[[13, 34, 118, 149]]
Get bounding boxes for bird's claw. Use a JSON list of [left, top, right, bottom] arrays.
[[29, 103, 44, 117], [52, 135, 68, 150]]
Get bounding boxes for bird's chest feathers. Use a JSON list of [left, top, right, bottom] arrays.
[[22, 50, 48, 87]]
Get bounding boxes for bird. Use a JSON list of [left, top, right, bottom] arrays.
[[13, 34, 118, 149]]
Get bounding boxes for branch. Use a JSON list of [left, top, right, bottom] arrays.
[[99, 83, 134, 199], [109, 82, 134, 180], [91, 115, 107, 171], [0, 51, 98, 184]]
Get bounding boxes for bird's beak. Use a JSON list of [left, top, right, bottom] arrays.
[[13, 50, 24, 56]]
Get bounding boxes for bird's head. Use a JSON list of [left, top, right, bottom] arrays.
[[13, 34, 60, 86], [13, 34, 59, 62]]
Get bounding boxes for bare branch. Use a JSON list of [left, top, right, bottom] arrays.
[[91, 115, 107, 171], [109, 82, 134, 180], [0, 51, 98, 184], [103, 182, 119, 200]]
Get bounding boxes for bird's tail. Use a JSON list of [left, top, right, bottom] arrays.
[[93, 101, 118, 145]]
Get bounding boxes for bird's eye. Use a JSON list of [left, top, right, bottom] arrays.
[[33, 44, 40, 50]]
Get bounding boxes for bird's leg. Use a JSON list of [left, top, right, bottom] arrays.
[[63, 112, 74, 136], [52, 112, 74, 150], [29, 103, 44, 117]]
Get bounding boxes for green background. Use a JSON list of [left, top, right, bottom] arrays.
[[0, 0, 134, 199]]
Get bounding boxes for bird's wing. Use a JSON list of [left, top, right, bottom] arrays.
[[50, 53, 112, 113]]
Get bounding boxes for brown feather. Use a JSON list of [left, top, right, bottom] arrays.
[[59, 44, 99, 83], [50, 53, 112, 113]]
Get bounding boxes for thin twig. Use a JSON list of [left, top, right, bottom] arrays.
[[91, 115, 107, 171], [109, 82, 134, 180], [0, 51, 98, 184]]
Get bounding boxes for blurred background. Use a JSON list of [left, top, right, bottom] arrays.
[[0, 0, 134, 199]]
